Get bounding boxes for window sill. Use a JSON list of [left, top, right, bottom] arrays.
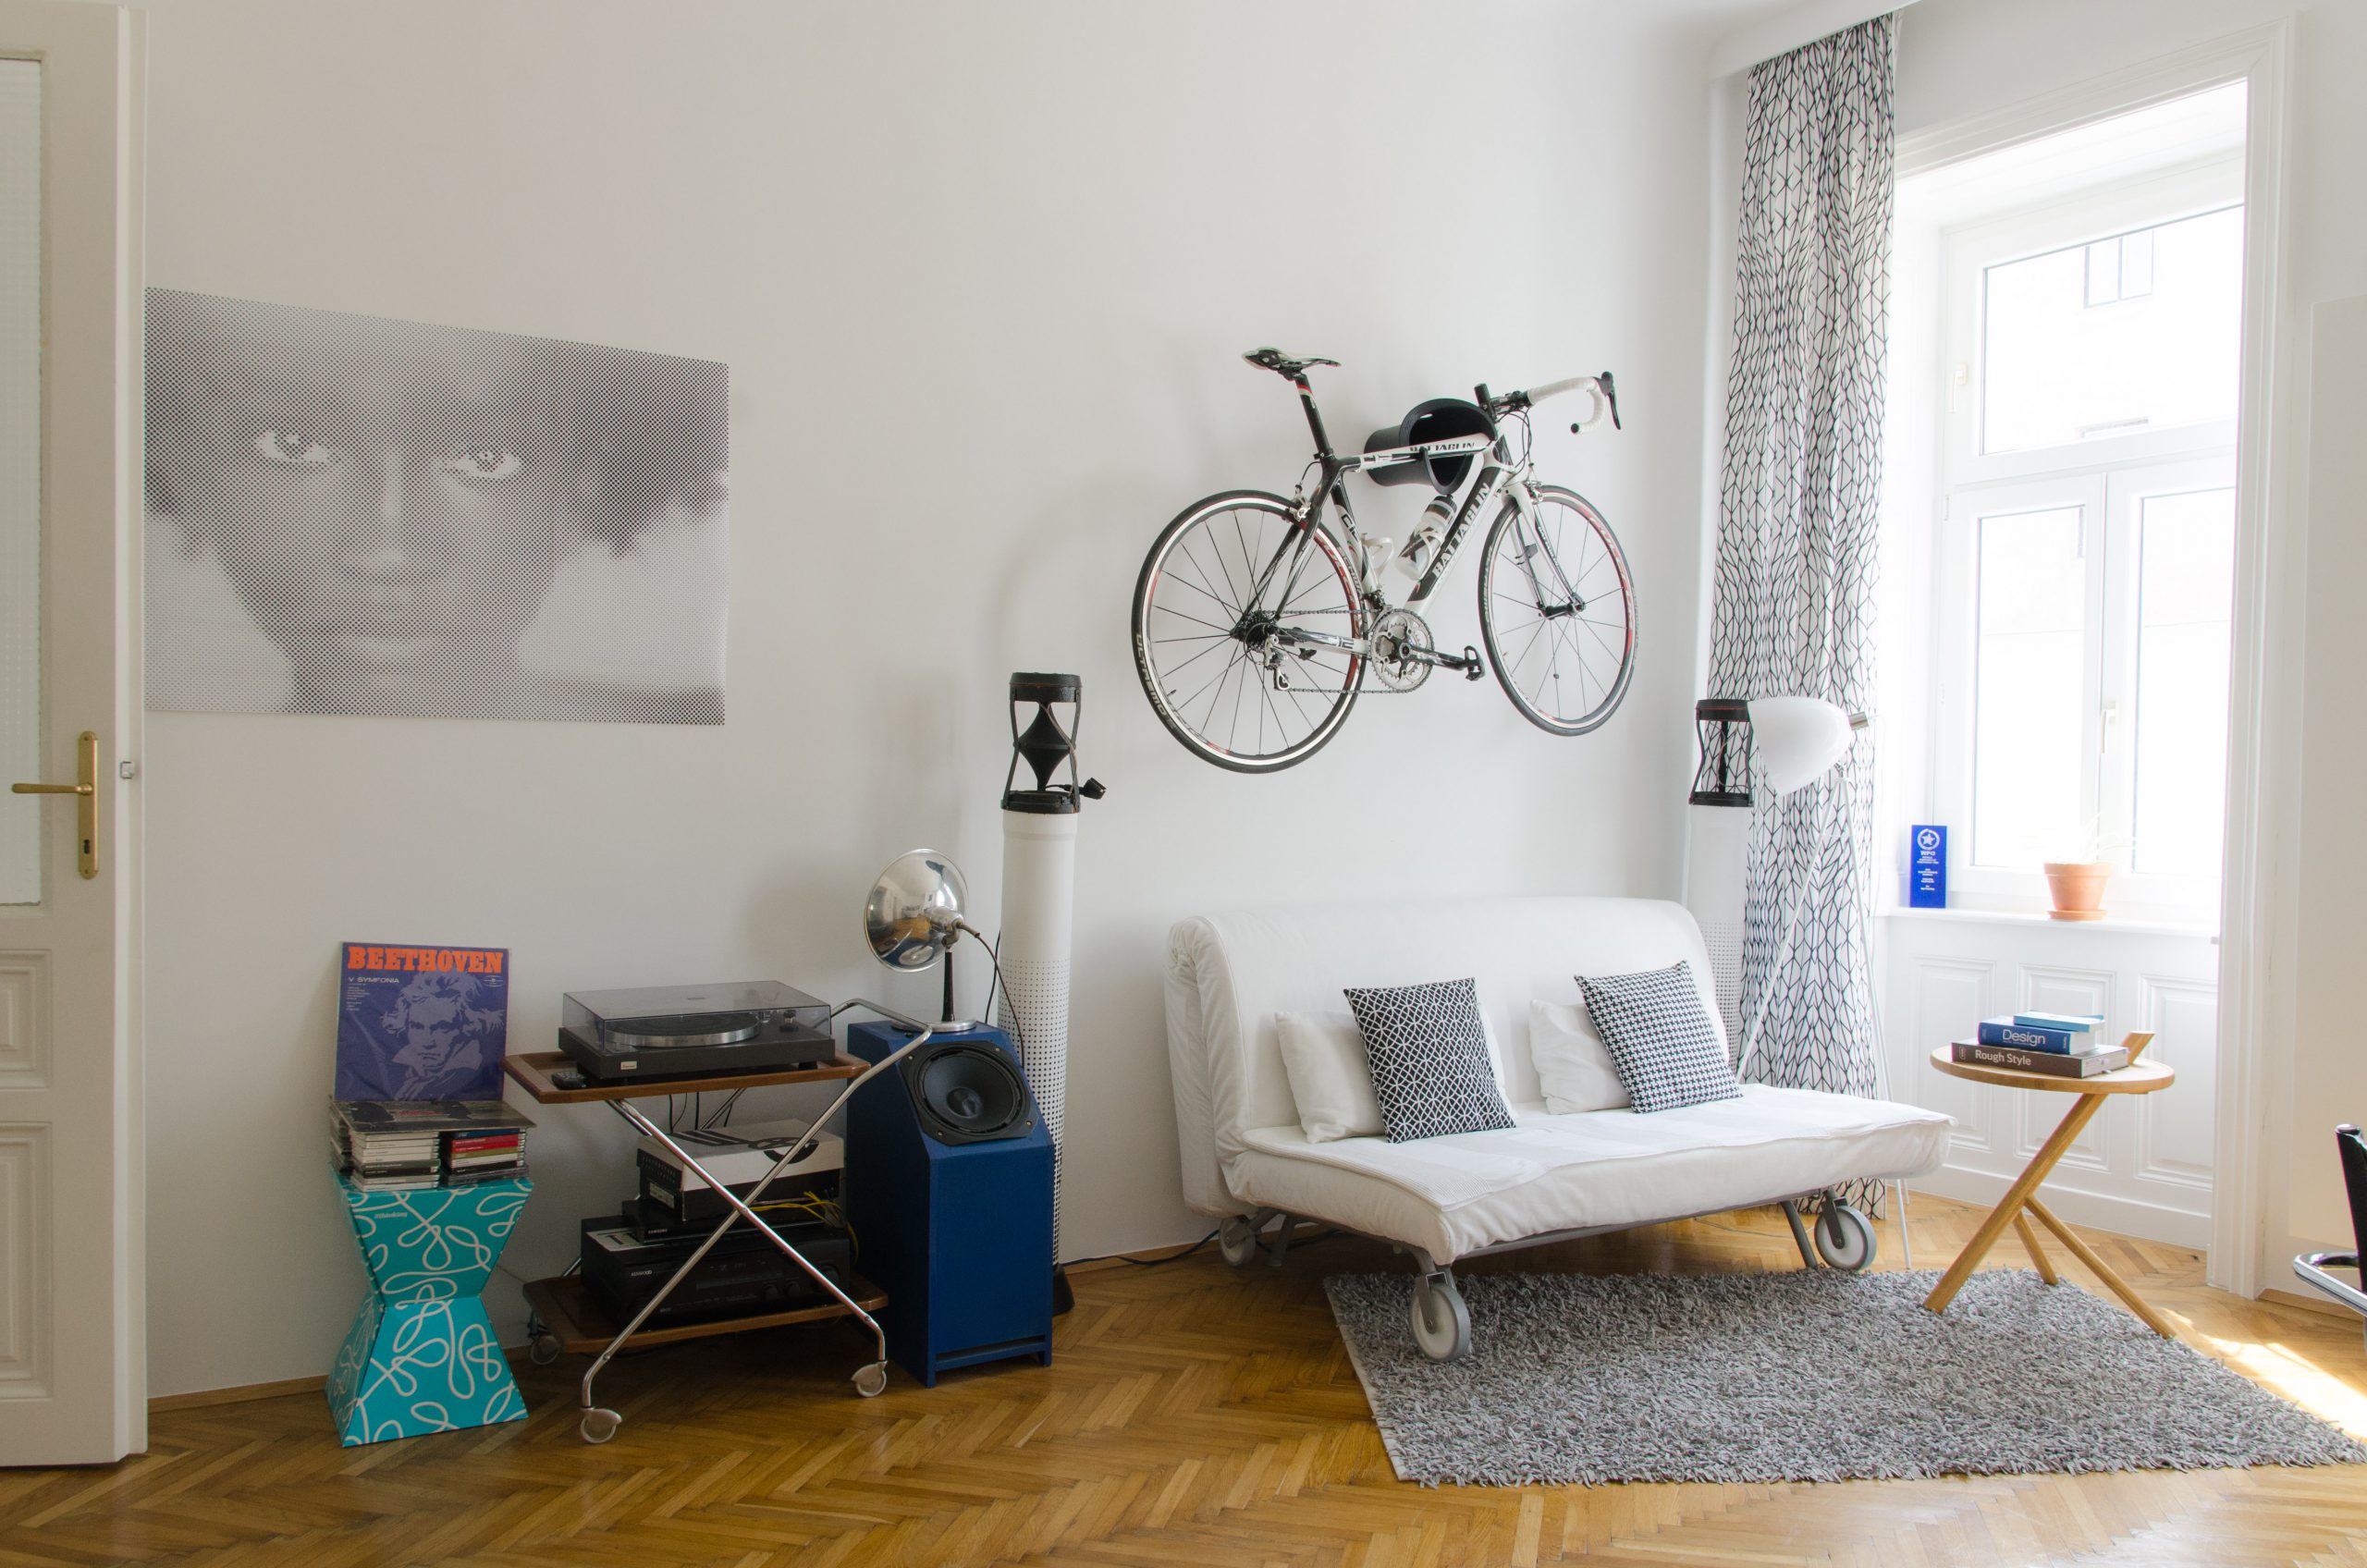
[[1879, 904, 2218, 941]]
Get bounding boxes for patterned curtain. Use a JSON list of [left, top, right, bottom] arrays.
[[1706, 18, 1895, 1153]]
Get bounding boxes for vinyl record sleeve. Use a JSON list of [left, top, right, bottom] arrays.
[[335, 941, 510, 1101]]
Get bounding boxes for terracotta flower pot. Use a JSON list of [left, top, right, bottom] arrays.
[[2042, 861, 2111, 921]]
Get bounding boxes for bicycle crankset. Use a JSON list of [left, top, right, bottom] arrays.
[[1364, 608, 1484, 689], [1368, 608, 1433, 692]]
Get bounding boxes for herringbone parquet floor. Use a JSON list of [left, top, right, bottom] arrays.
[[6, 1194, 2365, 1568]]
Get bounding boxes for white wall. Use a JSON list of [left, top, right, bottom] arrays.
[[1880, 0, 2367, 1284], [138, 0, 1717, 1395]]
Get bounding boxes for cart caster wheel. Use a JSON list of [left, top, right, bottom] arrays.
[[528, 1331, 562, 1367], [1409, 1274, 1472, 1362], [852, 1362, 889, 1399], [579, 1407, 621, 1444], [1815, 1203, 1878, 1272], [1219, 1215, 1263, 1268]]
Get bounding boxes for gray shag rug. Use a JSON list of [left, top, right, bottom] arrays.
[[1325, 1268, 2367, 1487]]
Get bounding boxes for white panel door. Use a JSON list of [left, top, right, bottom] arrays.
[[0, 0, 143, 1466]]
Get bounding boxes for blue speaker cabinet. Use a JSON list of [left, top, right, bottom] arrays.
[[844, 1021, 1054, 1386]]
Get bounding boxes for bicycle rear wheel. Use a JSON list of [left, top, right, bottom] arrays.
[[1477, 484, 1635, 735], [1132, 491, 1366, 773]]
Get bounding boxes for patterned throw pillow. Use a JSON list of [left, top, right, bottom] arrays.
[[1576, 961, 1745, 1114], [1342, 977, 1517, 1144]]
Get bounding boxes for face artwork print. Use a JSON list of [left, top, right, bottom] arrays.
[[144, 290, 729, 723]]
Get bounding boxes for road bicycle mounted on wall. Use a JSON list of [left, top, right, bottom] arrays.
[[1131, 348, 1637, 772]]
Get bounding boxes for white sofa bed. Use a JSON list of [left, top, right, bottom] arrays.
[[1165, 895, 1950, 1357]]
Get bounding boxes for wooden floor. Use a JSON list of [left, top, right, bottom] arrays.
[[6, 1193, 2366, 1568]]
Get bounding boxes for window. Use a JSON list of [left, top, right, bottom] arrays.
[[1981, 207, 2243, 453], [1927, 159, 2244, 922], [1969, 501, 2089, 868]]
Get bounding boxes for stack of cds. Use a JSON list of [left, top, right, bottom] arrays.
[[331, 1100, 533, 1191], [444, 1121, 528, 1185]]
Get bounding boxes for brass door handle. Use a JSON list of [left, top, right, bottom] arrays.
[[8, 730, 99, 878]]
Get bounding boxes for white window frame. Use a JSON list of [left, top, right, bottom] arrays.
[[1944, 159, 2242, 485], [1936, 457, 2237, 917], [1889, 18, 2292, 1303], [1926, 157, 2242, 924]]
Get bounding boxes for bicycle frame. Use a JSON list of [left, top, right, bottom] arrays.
[[1237, 375, 1565, 660]]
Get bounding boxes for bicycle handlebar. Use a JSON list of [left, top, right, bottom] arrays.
[[1513, 372, 1620, 431]]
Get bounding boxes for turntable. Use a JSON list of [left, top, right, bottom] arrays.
[[558, 982, 836, 1084]]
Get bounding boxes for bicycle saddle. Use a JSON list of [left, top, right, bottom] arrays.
[[1243, 347, 1339, 378]]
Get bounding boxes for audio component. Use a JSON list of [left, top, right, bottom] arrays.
[[557, 981, 834, 1083], [843, 1021, 1053, 1386], [578, 1212, 855, 1328], [632, 1118, 843, 1236]]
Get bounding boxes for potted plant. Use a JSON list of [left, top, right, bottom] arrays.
[[2042, 820, 2127, 921]]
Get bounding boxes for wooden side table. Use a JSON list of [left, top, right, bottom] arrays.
[[1922, 1033, 2177, 1337]]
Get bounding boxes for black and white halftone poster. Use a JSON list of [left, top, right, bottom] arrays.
[[145, 289, 728, 723]]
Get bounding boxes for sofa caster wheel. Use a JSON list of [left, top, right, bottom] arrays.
[[1815, 1203, 1877, 1272], [1410, 1274, 1471, 1362], [852, 1361, 889, 1398], [1219, 1213, 1264, 1268], [579, 1407, 621, 1443]]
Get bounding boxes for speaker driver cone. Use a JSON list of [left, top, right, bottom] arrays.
[[906, 1042, 1034, 1144]]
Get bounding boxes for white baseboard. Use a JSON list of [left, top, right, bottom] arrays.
[[1911, 1165, 2212, 1252]]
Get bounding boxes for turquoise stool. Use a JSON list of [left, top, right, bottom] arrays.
[[326, 1173, 532, 1445]]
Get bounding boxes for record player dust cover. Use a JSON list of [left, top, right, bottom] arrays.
[[335, 941, 509, 1101]]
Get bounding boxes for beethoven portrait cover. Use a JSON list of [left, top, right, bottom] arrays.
[[335, 941, 510, 1101]]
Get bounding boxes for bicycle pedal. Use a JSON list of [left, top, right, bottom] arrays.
[[1462, 647, 1485, 681]]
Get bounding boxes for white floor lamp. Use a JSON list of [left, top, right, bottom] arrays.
[[1685, 693, 1909, 1263]]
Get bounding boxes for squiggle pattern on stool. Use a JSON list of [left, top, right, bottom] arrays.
[[329, 1175, 531, 1445]]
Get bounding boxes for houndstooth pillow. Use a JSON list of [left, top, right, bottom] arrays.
[[1576, 961, 1744, 1114], [1343, 977, 1516, 1144]]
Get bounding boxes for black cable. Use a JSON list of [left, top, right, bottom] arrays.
[[1106, 1223, 1343, 1269], [1116, 1229, 1218, 1267], [980, 933, 1002, 1025], [975, 933, 1024, 1062]]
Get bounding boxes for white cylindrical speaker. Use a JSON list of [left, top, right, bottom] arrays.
[[997, 808, 1076, 1256]]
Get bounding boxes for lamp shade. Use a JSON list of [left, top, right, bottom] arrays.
[[1747, 696, 1855, 798], [863, 850, 969, 972]]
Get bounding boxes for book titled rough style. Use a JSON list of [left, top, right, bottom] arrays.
[[335, 942, 510, 1101], [1954, 1040, 2128, 1078]]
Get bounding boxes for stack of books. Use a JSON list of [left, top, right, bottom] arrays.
[[1952, 1012, 2125, 1078], [331, 1099, 534, 1191]]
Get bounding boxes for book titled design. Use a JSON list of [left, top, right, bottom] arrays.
[[1953, 1040, 2128, 1078], [335, 942, 510, 1101], [1975, 1015, 2094, 1054], [2011, 1011, 2103, 1035]]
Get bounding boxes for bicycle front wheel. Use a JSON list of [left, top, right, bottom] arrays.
[[1132, 491, 1366, 773], [1477, 484, 1635, 735]]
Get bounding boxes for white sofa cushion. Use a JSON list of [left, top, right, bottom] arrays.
[[1274, 1011, 1380, 1143], [1229, 1084, 1951, 1263], [1276, 1006, 1516, 1144], [1528, 998, 1628, 1113]]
